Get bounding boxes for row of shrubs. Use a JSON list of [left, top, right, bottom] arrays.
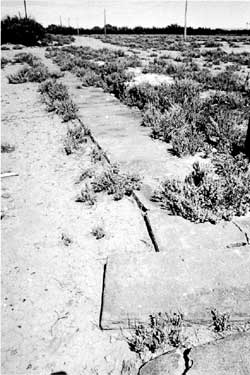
[[39, 80, 78, 121], [142, 58, 250, 92], [7, 52, 62, 84], [46, 47, 249, 157], [46, 45, 250, 223]]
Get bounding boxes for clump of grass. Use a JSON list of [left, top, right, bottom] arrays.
[[91, 225, 105, 239], [1, 142, 15, 153], [75, 184, 96, 206], [91, 164, 141, 200], [127, 312, 184, 359], [211, 309, 230, 332], [153, 157, 250, 223], [61, 232, 73, 246]]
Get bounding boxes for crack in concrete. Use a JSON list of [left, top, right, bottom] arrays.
[[76, 118, 161, 254], [232, 221, 249, 245], [182, 348, 193, 374]]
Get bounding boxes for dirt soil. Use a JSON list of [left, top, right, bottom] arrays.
[[1, 55, 147, 375]]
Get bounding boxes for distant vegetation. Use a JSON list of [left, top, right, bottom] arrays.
[[1, 16, 45, 45], [46, 23, 250, 36], [1, 15, 249, 47], [1, 16, 75, 46]]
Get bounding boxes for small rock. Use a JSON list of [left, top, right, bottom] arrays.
[[2, 193, 10, 199]]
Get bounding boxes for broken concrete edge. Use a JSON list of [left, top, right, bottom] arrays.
[[100, 315, 250, 331], [138, 331, 250, 375], [138, 347, 191, 375], [76, 117, 161, 255], [99, 256, 250, 331], [99, 263, 107, 330]]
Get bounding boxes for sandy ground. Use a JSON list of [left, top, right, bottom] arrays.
[[1, 60, 150, 375], [2, 36, 250, 375]]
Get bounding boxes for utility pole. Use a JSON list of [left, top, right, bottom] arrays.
[[77, 19, 79, 35], [60, 16, 62, 26], [24, 0, 27, 18], [104, 8, 107, 36], [184, 0, 188, 41], [68, 17, 70, 27]]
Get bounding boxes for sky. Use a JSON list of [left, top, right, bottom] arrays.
[[1, 0, 250, 29]]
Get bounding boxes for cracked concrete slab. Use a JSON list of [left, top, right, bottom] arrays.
[[101, 248, 250, 329], [139, 332, 250, 375], [147, 210, 248, 253]]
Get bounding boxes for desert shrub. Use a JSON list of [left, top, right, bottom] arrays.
[[80, 68, 102, 87], [1, 16, 45, 46], [127, 312, 184, 359], [125, 83, 158, 110], [90, 147, 106, 163], [171, 126, 205, 157], [91, 164, 141, 200], [53, 98, 78, 121], [39, 79, 69, 102], [141, 84, 205, 156], [12, 52, 39, 66], [197, 92, 248, 154], [12, 44, 23, 50], [211, 69, 246, 92], [153, 158, 250, 223], [204, 40, 222, 48], [39, 79, 78, 121], [42, 33, 75, 46], [64, 123, 87, 154], [8, 63, 50, 83]]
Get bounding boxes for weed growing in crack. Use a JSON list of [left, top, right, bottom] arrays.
[[211, 309, 230, 333], [91, 164, 141, 200], [76, 168, 94, 183], [126, 312, 184, 359], [90, 146, 107, 163], [61, 232, 73, 247], [91, 226, 105, 240], [75, 184, 96, 206], [64, 123, 87, 155]]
